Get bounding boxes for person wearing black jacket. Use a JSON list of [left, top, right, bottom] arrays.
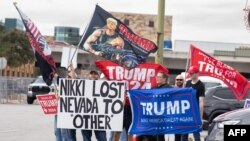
[[138, 71, 171, 141], [182, 66, 205, 141], [153, 72, 172, 141]]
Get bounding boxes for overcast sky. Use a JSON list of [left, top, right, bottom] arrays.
[[1, 0, 250, 44]]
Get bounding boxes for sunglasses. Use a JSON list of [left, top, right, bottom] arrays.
[[176, 79, 183, 81]]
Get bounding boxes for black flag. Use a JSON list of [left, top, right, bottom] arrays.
[[14, 4, 56, 85], [79, 5, 158, 69]]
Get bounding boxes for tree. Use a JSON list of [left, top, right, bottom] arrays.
[[0, 27, 34, 67]]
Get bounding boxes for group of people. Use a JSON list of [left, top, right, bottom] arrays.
[[78, 16, 205, 141], [53, 64, 205, 141], [136, 66, 204, 141]]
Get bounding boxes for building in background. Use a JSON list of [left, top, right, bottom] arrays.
[[0, 20, 4, 26], [54, 26, 80, 45], [173, 40, 248, 53], [4, 18, 24, 31], [111, 12, 172, 49]]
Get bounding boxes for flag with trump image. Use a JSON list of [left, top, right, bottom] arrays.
[[14, 3, 56, 86], [79, 5, 158, 70]]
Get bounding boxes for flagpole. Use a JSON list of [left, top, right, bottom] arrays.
[[68, 45, 73, 67], [67, 45, 78, 70], [184, 45, 191, 82], [69, 5, 96, 68], [155, 0, 165, 65]]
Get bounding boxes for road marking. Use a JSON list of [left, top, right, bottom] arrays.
[[0, 130, 19, 133]]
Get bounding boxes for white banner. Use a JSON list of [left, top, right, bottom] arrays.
[[57, 79, 125, 131], [61, 47, 77, 69]]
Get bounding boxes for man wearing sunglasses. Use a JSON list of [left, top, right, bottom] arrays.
[[174, 74, 186, 141], [175, 75, 184, 88]]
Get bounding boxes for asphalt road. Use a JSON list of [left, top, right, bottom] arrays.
[[0, 104, 207, 141], [0, 104, 56, 141]]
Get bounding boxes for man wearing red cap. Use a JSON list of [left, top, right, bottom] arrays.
[[182, 66, 205, 141]]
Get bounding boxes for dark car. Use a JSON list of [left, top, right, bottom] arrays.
[[203, 85, 249, 129], [206, 108, 250, 141], [27, 76, 56, 104]]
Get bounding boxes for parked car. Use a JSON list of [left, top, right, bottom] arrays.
[[205, 108, 250, 141], [199, 76, 224, 90], [27, 76, 56, 104], [203, 85, 249, 129], [181, 73, 224, 90]]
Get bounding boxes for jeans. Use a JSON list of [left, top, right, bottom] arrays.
[[193, 132, 201, 141], [55, 115, 76, 141], [54, 115, 62, 141], [61, 129, 76, 141], [109, 128, 127, 141], [175, 134, 188, 141], [182, 132, 201, 141], [156, 135, 165, 141], [81, 130, 107, 141]]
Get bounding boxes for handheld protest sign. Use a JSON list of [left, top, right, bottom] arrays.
[[244, 99, 250, 108], [57, 79, 125, 131], [36, 94, 57, 115]]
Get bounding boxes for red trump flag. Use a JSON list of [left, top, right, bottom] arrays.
[[95, 60, 169, 90], [190, 45, 250, 100], [95, 60, 169, 106]]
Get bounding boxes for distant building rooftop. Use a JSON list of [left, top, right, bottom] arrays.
[[174, 40, 250, 54], [4, 18, 24, 31], [48, 41, 70, 47]]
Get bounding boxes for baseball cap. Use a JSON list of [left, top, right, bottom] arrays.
[[56, 67, 68, 77], [188, 66, 199, 74]]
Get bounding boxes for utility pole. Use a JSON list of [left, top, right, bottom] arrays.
[[155, 0, 165, 65]]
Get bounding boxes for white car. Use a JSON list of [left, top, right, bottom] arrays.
[[181, 72, 225, 90], [199, 76, 225, 90], [27, 76, 56, 104]]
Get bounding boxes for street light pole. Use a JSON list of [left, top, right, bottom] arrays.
[[155, 0, 165, 65]]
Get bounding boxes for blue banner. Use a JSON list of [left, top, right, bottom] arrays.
[[128, 88, 202, 135]]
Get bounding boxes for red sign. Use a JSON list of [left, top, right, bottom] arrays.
[[190, 45, 250, 100], [36, 94, 58, 115], [95, 60, 169, 90], [96, 60, 169, 106]]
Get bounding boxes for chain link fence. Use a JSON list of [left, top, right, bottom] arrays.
[[0, 77, 34, 104]]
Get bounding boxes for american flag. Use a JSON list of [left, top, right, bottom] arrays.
[[14, 4, 56, 86]]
